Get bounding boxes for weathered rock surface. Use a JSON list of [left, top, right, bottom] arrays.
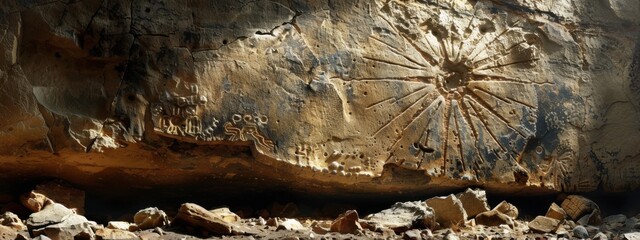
[[172, 203, 238, 235], [0, 0, 639, 196], [329, 210, 361, 234], [529, 216, 560, 233], [562, 195, 600, 220], [133, 207, 169, 230], [546, 202, 568, 221], [95, 228, 138, 240], [0, 212, 26, 231], [474, 209, 513, 227], [26, 203, 74, 230], [456, 189, 489, 218], [493, 201, 519, 219], [425, 194, 467, 228], [364, 201, 436, 232]]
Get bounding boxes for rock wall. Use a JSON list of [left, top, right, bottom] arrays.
[[0, 0, 639, 195]]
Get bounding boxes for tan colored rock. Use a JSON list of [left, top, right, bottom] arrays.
[[95, 228, 138, 240], [561, 195, 599, 220], [107, 221, 134, 231], [474, 210, 513, 227], [0, 225, 17, 240], [364, 201, 435, 232], [456, 189, 490, 218], [493, 201, 518, 219], [330, 210, 362, 234], [209, 207, 241, 223], [275, 218, 306, 231], [133, 207, 170, 230], [33, 181, 85, 215], [425, 194, 467, 228], [545, 203, 567, 221], [528, 216, 560, 233], [173, 203, 237, 235], [20, 191, 52, 213], [0, 212, 26, 231]]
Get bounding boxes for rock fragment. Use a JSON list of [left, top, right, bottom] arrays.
[[576, 209, 602, 226], [209, 208, 241, 223], [107, 221, 134, 231], [603, 214, 626, 228], [0, 225, 17, 240], [173, 203, 238, 235], [0, 212, 26, 231], [330, 210, 361, 234], [561, 195, 599, 220], [623, 232, 640, 240], [593, 232, 608, 240], [425, 195, 467, 228], [528, 216, 560, 233], [493, 201, 518, 219], [456, 189, 490, 218], [275, 218, 305, 231], [133, 207, 170, 230], [474, 210, 513, 227], [545, 203, 567, 221], [95, 228, 138, 240], [39, 214, 96, 240], [363, 201, 435, 232], [20, 192, 52, 213]]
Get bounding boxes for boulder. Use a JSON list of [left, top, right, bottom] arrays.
[[456, 189, 490, 218], [545, 203, 567, 221], [0, 212, 26, 231], [425, 194, 467, 228], [133, 207, 170, 230], [33, 181, 86, 215], [39, 214, 96, 240], [528, 216, 560, 233], [26, 203, 74, 230], [173, 203, 238, 235], [329, 210, 361, 234], [474, 210, 513, 227], [561, 195, 599, 220], [95, 228, 138, 240], [577, 209, 602, 226], [20, 192, 52, 213], [364, 201, 435, 232], [493, 201, 519, 219]]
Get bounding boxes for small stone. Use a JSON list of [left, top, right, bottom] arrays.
[[138, 232, 160, 240], [256, 217, 266, 226], [133, 207, 170, 230], [95, 228, 137, 240], [572, 225, 589, 239], [107, 221, 133, 231], [493, 201, 519, 219], [0, 225, 17, 240], [528, 216, 560, 233], [475, 209, 513, 227], [26, 203, 74, 229], [173, 203, 238, 235], [20, 191, 52, 213], [561, 195, 599, 220], [622, 232, 640, 240], [456, 188, 490, 218], [546, 203, 567, 221], [363, 201, 436, 232], [425, 194, 467, 228], [593, 232, 608, 240], [0, 212, 26, 231], [330, 210, 361, 234], [276, 218, 305, 231], [209, 207, 242, 223], [443, 230, 459, 240]]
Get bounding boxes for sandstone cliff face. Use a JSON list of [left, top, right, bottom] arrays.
[[0, 0, 639, 195]]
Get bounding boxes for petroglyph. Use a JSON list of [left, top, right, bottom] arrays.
[[223, 113, 275, 152], [339, 0, 546, 182]]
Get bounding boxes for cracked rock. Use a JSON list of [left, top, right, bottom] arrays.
[[425, 194, 467, 228], [364, 201, 436, 232]]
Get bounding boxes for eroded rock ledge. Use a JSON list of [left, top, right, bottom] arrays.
[[0, 0, 639, 195]]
